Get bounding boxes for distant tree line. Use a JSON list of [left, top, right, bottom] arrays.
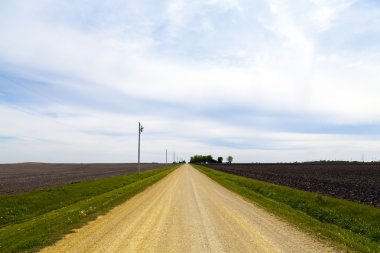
[[189, 155, 233, 164]]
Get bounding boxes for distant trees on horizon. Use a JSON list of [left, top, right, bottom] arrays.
[[189, 155, 233, 164]]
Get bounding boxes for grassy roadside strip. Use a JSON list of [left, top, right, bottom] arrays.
[[0, 165, 178, 253], [194, 165, 380, 253], [0, 166, 177, 228]]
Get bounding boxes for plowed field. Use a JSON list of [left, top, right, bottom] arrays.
[[0, 163, 168, 194], [204, 163, 380, 207]]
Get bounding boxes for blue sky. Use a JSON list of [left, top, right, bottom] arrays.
[[1, 0, 380, 163]]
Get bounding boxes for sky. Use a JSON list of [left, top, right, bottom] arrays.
[[1, 0, 380, 163]]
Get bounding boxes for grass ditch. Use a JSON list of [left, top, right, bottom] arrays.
[[195, 165, 380, 253], [0, 165, 178, 253]]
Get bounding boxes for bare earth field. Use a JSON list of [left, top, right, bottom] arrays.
[[0, 163, 168, 194], [205, 163, 380, 207], [40, 164, 337, 253]]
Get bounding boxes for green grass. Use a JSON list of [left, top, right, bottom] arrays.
[[0, 165, 178, 253], [195, 165, 380, 253]]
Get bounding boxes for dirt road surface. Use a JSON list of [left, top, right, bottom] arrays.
[[40, 164, 337, 253]]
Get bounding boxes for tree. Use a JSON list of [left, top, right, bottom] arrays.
[[227, 156, 233, 164], [189, 155, 217, 164], [217, 157, 223, 163]]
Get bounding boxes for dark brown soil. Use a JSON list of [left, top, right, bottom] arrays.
[[0, 163, 169, 194], [204, 163, 380, 207]]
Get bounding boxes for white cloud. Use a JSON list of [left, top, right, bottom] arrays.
[[310, 0, 354, 30], [269, 3, 279, 14], [310, 53, 380, 122]]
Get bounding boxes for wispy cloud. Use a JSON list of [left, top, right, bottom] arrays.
[[0, 0, 379, 162]]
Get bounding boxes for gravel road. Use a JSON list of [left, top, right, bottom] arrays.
[[40, 164, 337, 253]]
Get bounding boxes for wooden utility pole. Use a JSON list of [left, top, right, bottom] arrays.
[[138, 122, 144, 173]]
